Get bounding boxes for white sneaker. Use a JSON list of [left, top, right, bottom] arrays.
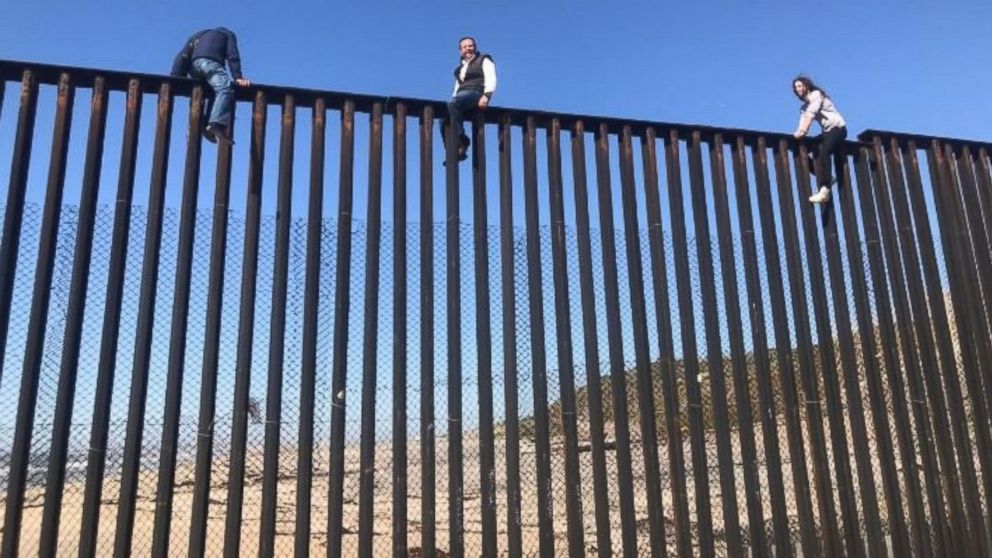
[[809, 186, 831, 204]]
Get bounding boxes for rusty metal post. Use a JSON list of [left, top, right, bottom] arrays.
[[471, 112, 499, 558], [392, 101, 409, 558], [113, 81, 174, 558], [78, 77, 142, 558], [358, 101, 385, 558], [2, 71, 75, 558], [189, 84, 238, 558], [572, 120, 614, 557], [857, 143, 924, 557], [618, 125, 666, 556], [640, 127, 692, 557], [498, 113, 522, 558], [327, 99, 357, 558], [39, 75, 108, 555], [708, 133, 766, 555], [296, 97, 327, 558], [663, 129, 714, 556], [687, 131, 742, 556], [596, 123, 638, 557], [813, 143, 886, 556], [419, 105, 437, 558], [222, 90, 267, 558], [873, 139, 948, 557], [744, 136, 815, 557], [0, 70, 39, 387], [523, 115, 555, 558], [548, 118, 587, 557], [765, 136, 838, 556], [151, 84, 204, 558], [842, 147, 909, 558], [784, 140, 861, 556], [260, 93, 296, 558]]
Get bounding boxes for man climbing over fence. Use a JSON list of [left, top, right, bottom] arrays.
[[171, 27, 251, 144]]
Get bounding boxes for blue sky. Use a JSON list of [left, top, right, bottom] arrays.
[[2, 0, 989, 141], [0, 0, 985, 451]]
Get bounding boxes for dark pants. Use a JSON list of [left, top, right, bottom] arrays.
[[811, 125, 848, 187], [442, 88, 483, 155]]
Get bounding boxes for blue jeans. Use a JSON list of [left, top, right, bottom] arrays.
[[189, 58, 233, 128], [443, 88, 483, 147]]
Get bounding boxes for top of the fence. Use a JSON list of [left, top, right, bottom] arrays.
[[0, 58, 841, 147], [859, 129, 992, 152], [4, 59, 988, 153]]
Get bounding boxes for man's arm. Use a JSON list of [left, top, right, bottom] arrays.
[[170, 33, 199, 77], [224, 29, 244, 81], [479, 58, 497, 108]]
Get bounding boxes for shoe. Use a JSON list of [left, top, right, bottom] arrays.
[[204, 123, 234, 145], [202, 124, 218, 144], [809, 186, 831, 204]]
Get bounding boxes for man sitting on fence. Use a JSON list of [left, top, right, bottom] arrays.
[[442, 36, 497, 163], [171, 27, 251, 145]]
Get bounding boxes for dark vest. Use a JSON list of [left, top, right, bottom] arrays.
[[453, 54, 492, 93]]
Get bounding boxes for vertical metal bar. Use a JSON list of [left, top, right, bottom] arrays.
[[783, 141, 861, 556], [39, 75, 108, 555], [547, 118, 587, 557], [841, 147, 910, 557], [928, 142, 992, 418], [808, 141, 887, 556], [1, 71, 74, 558], [907, 139, 992, 551], [686, 131, 742, 555], [471, 112, 498, 558], [418, 105, 437, 558], [221, 91, 267, 558], [953, 146, 992, 355], [498, 113, 522, 558], [640, 127, 691, 557], [937, 142, 992, 550], [0, 70, 39, 386], [445, 110, 465, 558], [78, 78, 142, 558], [523, 115, 555, 557], [260, 93, 296, 558], [872, 139, 947, 557], [593, 122, 638, 556], [296, 97, 326, 558], [327, 99, 356, 558], [150, 84, 204, 558], [358, 101, 384, 558], [189, 82, 238, 558], [111, 81, 173, 558], [857, 143, 926, 557], [887, 140, 978, 554], [972, 147, 992, 263], [571, 120, 613, 558], [765, 136, 838, 556], [662, 129, 713, 556], [391, 101, 409, 558], [708, 133, 766, 555], [731, 136, 801, 557], [776, 140, 865, 556], [617, 125, 665, 556]]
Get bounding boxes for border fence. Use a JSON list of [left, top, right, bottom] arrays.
[[0, 59, 990, 557]]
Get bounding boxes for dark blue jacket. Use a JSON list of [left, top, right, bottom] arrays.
[[171, 27, 243, 79]]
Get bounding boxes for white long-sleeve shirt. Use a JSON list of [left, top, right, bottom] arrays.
[[452, 56, 497, 97]]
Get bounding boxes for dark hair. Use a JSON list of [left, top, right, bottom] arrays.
[[792, 75, 828, 100], [458, 36, 477, 48]]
